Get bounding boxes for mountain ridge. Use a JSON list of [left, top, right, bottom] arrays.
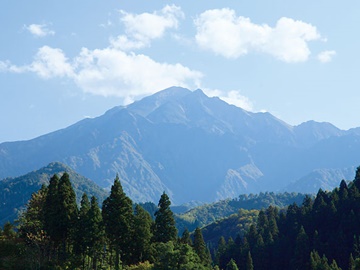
[[1, 86, 360, 204]]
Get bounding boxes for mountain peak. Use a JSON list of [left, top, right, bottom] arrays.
[[127, 86, 191, 117]]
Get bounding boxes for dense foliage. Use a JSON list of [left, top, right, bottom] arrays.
[[0, 174, 210, 269], [3, 167, 360, 269], [213, 167, 360, 269], [0, 162, 108, 226], [175, 191, 307, 233]]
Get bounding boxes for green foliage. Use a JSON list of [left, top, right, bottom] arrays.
[[201, 209, 258, 247], [180, 228, 192, 245], [226, 258, 239, 270], [0, 162, 108, 226], [213, 168, 360, 270], [102, 174, 134, 267], [193, 227, 211, 267], [153, 192, 177, 243], [176, 191, 307, 234], [133, 204, 153, 263]]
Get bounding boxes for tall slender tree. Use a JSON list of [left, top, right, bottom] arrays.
[[57, 172, 78, 262], [102, 175, 134, 269], [132, 204, 153, 264], [88, 196, 105, 269], [44, 174, 60, 244], [153, 192, 177, 243], [73, 193, 91, 267], [193, 227, 211, 267]]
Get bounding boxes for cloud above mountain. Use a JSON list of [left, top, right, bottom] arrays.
[[194, 8, 323, 62], [0, 5, 334, 105]]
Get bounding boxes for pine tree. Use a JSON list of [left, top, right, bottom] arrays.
[[73, 193, 91, 267], [180, 228, 192, 245], [19, 184, 48, 238], [293, 226, 310, 269], [226, 258, 239, 270], [246, 251, 254, 270], [87, 196, 105, 269], [57, 172, 78, 262], [193, 227, 211, 266], [102, 175, 134, 268], [44, 174, 61, 244], [349, 253, 355, 270], [132, 204, 153, 264], [153, 192, 177, 243]]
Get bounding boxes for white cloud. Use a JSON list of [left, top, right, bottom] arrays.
[[112, 5, 184, 50], [203, 88, 253, 111], [110, 35, 148, 51], [317, 50, 336, 63], [195, 8, 322, 62], [73, 47, 202, 98], [25, 24, 55, 37], [1, 45, 202, 101], [29, 46, 74, 78]]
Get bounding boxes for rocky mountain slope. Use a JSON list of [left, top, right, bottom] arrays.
[[1, 86, 360, 204]]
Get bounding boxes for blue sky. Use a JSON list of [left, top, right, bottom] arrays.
[[1, 1, 359, 142]]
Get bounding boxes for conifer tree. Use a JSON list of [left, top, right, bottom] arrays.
[[132, 204, 153, 264], [87, 196, 105, 269], [44, 174, 60, 244], [102, 175, 134, 268], [153, 192, 177, 243], [19, 184, 48, 238], [349, 253, 355, 270], [193, 227, 211, 266], [180, 228, 192, 245], [246, 251, 254, 270], [57, 172, 78, 261], [293, 226, 310, 269], [73, 193, 91, 267], [226, 258, 239, 270]]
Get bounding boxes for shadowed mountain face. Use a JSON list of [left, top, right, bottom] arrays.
[[1, 86, 360, 204]]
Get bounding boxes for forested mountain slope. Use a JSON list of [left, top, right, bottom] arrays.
[[211, 167, 360, 270], [0, 162, 108, 225]]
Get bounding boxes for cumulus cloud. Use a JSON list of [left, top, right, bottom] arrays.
[[1, 45, 202, 101], [111, 5, 184, 50], [195, 8, 322, 62], [72, 47, 202, 98], [203, 88, 253, 111], [25, 24, 55, 37], [317, 50, 336, 63], [29, 46, 74, 78]]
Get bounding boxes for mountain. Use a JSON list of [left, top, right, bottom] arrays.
[[284, 167, 355, 193], [0, 162, 108, 225], [1, 86, 360, 204]]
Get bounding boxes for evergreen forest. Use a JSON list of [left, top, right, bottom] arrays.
[[2, 168, 360, 269]]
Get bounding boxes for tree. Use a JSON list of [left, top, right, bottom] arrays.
[[18, 184, 49, 268], [87, 196, 105, 269], [246, 251, 254, 270], [292, 226, 310, 269], [73, 193, 91, 267], [153, 192, 177, 243], [57, 172, 78, 261], [180, 228, 192, 246], [193, 227, 211, 266], [226, 258, 239, 270], [132, 204, 153, 264], [44, 174, 60, 245], [102, 175, 134, 269], [19, 184, 48, 238]]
